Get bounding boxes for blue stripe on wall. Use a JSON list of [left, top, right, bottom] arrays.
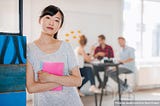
[[0, 35, 26, 64], [0, 91, 26, 106]]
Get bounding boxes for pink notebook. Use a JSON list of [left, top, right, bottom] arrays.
[[42, 62, 64, 91]]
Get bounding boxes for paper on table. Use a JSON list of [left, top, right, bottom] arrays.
[[42, 62, 64, 91]]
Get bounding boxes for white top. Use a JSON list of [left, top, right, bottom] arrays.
[[74, 47, 84, 68], [27, 41, 83, 106]]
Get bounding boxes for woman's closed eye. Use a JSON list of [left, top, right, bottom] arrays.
[[45, 16, 50, 19], [55, 19, 60, 23]]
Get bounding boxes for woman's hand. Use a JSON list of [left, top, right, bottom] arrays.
[[37, 67, 82, 87], [38, 71, 54, 83], [27, 61, 61, 93]]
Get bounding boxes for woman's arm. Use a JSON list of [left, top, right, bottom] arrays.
[[26, 60, 60, 93], [90, 45, 96, 56], [38, 66, 82, 87], [79, 47, 92, 63]]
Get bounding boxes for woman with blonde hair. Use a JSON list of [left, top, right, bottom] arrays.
[[75, 35, 100, 96]]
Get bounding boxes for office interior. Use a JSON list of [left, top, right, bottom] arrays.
[[1, 0, 160, 106]]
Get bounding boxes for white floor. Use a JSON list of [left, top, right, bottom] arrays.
[[27, 88, 160, 106]]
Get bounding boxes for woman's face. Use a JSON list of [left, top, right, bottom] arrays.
[[39, 12, 62, 36]]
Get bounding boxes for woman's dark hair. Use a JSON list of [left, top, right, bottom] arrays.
[[79, 35, 87, 46], [40, 5, 64, 39]]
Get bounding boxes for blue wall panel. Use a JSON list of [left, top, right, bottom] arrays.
[[0, 35, 26, 64], [0, 92, 26, 106], [0, 65, 26, 92], [0, 35, 26, 106]]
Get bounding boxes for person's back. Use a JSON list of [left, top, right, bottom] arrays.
[[75, 35, 101, 96], [74, 47, 84, 68]]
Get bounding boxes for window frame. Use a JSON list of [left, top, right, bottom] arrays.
[[0, 0, 23, 36]]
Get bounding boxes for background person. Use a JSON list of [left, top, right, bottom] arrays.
[[75, 35, 101, 96], [94, 34, 114, 60], [108, 36, 136, 91], [94, 34, 114, 88]]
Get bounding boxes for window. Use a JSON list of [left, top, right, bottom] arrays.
[[0, 0, 23, 35], [123, 0, 160, 59]]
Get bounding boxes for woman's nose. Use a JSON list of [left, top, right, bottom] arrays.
[[49, 20, 54, 26]]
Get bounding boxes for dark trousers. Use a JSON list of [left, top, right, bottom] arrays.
[[78, 66, 95, 89], [93, 65, 108, 88], [107, 67, 133, 90]]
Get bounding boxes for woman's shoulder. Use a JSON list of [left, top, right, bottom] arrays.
[[27, 42, 37, 53], [61, 41, 73, 48], [75, 46, 83, 54], [61, 41, 77, 55]]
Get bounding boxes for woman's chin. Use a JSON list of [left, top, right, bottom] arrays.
[[44, 32, 54, 37]]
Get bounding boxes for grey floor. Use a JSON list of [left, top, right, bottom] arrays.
[[27, 88, 160, 106], [81, 88, 160, 106]]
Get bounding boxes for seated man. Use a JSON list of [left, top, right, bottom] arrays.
[[94, 34, 114, 88], [108, 36, 136, 91], [94, 35, 114, 60]]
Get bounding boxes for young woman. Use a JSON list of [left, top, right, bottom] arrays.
[[27, 5, 83, 106], [75, 35, 100, 96]]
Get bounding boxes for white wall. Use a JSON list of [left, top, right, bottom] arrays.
[[23, 0, 123, 54], [0, 0, 19, 33]]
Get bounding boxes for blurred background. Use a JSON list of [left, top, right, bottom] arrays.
[[1, 0, 160, 106]]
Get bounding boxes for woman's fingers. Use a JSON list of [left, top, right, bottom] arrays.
[[38, 71, 42, 74], [38, 71, 51, 83]]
